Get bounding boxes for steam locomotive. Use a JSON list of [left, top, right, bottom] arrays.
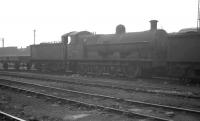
[[1, 20, 200, 79]]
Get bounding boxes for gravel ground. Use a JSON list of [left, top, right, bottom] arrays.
[[0, 87, 143, 121], [66, 74, 200, 95]]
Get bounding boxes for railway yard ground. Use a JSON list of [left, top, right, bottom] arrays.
[[0, 70, 200, 121]]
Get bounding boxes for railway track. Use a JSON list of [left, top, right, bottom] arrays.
[[0, 110, 26, 121], [0, 71, 199, 99], [0, 77, 200, 121]]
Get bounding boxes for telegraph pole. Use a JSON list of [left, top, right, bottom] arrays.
[[2, 38, 4, 48], [33, 29, 36, 45], [0, 38, 4, 48], [197, 0, 200, 31]]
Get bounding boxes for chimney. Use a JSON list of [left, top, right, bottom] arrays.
[[150, 20, 158, 31]]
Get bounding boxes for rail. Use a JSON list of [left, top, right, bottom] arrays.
[[0, 110, 26, 121]]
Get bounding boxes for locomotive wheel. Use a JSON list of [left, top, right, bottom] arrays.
[[14, 62, 20, 70], [3, 62, 8, 70], [78, 64, 87, 75], [35, 63, 42, 71], [26, 63, 32, 70], [126, 64, 141, 78]]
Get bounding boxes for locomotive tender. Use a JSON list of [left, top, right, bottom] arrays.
[[1, 20, 200, 79]]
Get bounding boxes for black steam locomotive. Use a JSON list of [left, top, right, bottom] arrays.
[[1, 20, 200, 80]]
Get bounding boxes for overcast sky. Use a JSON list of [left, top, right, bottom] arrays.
[[0, 0, 198, 48]]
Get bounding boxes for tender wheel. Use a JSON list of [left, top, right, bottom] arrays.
[[35, 63, 42, 71], [14, 62, 20, 70]]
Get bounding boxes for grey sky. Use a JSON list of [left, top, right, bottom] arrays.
[[0, 0, 198, 47]]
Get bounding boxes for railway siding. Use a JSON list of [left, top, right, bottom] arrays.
[[0, 71, 199, 98], [0, 84, 136, 121]]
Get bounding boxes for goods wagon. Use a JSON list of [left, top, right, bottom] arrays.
[[167, 32, 200, 62], [0, 47, 30, 57], [30, 43, 64, 71], [0, 47, 30, 70], [31, 43, 65, 60], [166, 32, 200, 79]]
